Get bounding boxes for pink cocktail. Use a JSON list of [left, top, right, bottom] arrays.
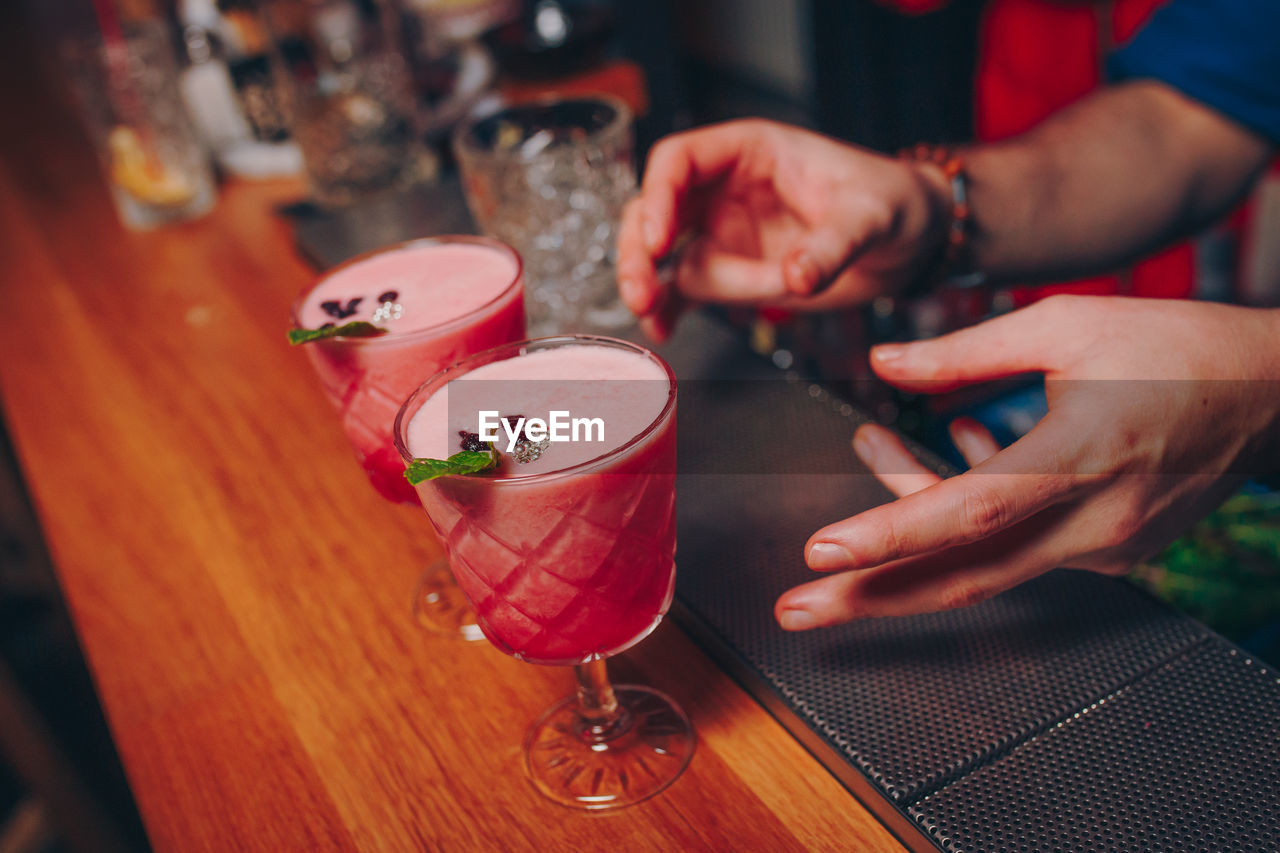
[[291, 236, 524, 505], [399, 338, 676, 663], [291, 236, 523, 640], [394, 336, 693, 810]]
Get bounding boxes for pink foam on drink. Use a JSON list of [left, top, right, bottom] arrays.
[[295, 239, 524, 503], [405, 344, 676, 665], [407, 346, 669, 475], [297, 243, 519, 330]]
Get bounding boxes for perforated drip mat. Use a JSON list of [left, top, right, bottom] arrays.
[[655, 313, 1280, 852], [911, 642, 1280, 852]]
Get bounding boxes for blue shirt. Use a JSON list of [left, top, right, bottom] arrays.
[[1109, 0, 1280, 143]]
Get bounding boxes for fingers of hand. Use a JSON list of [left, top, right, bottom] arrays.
[[780, 478, 1193, 630], [804, 477, 1010, 571], [868, 295, 1086, 391], [806, 422, 1077, 572], [640, 122, 767, 256], [782, 213, 882, 297], [778, 544, 1050, 628], [674, 239, 787, 303], [949, 417, 1002, 467], [618, 197, 661, 316], [852, 423, 941, 498], [638, 287, 687, 343], [784, 223, 864, 297]]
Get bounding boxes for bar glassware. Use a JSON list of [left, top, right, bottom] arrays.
[[291, 236, 525, 638], [263, 0, 432, 207], [394, 336, 694, 809], [453, 96, 636, 336]]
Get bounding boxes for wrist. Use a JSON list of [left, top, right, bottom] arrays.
[[913, 156, 953, 211], [900, 146, 983, 294], [896, 159, 951, 296], [913, 158, 954, 253]]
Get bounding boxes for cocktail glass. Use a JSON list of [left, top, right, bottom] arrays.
[[393, 336, 695, 809], [291, 236, 524, 639]]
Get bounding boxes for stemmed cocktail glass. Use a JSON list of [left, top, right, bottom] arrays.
[[393, 336, 695, 809], [291, 236, 524, 639]]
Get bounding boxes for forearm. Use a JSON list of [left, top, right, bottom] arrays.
[[945, 82, 1273, 284]]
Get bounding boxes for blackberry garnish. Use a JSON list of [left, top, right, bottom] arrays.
[[458, 430, 486, 452], [320, 297, 363, 319]]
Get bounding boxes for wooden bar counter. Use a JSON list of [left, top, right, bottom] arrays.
[[0, 8, 904, 853]]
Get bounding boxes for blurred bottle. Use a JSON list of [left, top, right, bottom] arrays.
[[178, 0, 303, 177], [398, 1, 501, 144], [406, 0, 518, 43], [179, 0, 249, 147], [483, 0, 613, 80], [62, 0, 217, 228]]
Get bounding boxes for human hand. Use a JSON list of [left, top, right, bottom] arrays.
[[775, 295, 1280, 629], [616, 120, 950, 340]]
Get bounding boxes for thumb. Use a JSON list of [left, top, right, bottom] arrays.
[[783, 221, 875, 296], [869, 298, 1075, 392]]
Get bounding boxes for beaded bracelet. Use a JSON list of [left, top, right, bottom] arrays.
[[900, 144, 986, 290]]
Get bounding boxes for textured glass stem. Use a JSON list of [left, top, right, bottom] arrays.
[[573, 659, 627, 741]]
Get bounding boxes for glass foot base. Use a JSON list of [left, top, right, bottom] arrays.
[[524, 685, 695, 810], [412, 558, 485, 642]]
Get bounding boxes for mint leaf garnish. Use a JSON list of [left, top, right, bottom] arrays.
[[404, 450, 499, 484], [288, 321, 388, 345]]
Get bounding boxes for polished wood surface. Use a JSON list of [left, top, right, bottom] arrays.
[[0, 7, 906, 852]]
